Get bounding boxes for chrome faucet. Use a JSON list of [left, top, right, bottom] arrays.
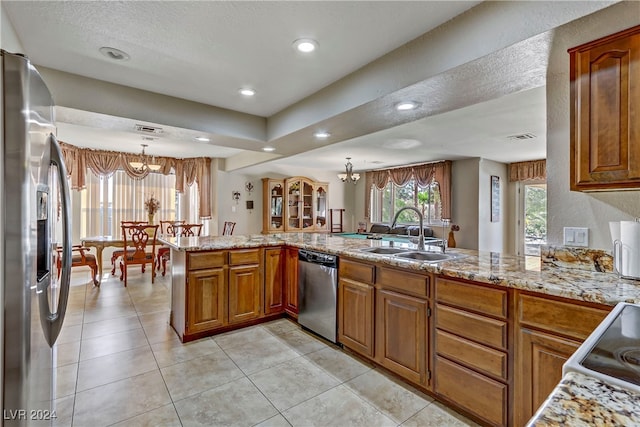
[[440, 218, 450, 253], [391, 207, 425, 251]]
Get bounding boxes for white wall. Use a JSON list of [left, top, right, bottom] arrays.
[[452, 159, 480, 250], [1, 4, 23, 53], [218, 165, 352, 235], [547, 1, 640, 250], [478, 159, 508, 253]]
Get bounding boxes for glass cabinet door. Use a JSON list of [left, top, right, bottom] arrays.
[[287, 179, 301, 230], [315, 184, 328, 231], [302, 180, 314, 230], [269, 182, 284, 231]]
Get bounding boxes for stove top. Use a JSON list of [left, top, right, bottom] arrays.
[[565, 303, 640, 393]]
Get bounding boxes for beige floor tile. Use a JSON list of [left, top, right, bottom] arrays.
[[255, 414, 293, 427], [249, 357, 340, 411], [73, 370, 171, 426], [173, 377, 278, 427], [76, 346, 158, 392], [52, 394, 75, 427], [262, 318, 301, 336], [400, 401, 482, 427], [55, 363, 78, 398], [56, 323, 83, 344], [79, 328, 149, 361], [111, 403, 182, 427], [282, 385, 396, 427], [161, 351, 245, 401], [271, 328, 329, 355], [223, 334, 301, 374], [53, 340, 80, 367], [82, 303, 138, 324], [213, 324, 275, 350], [81, 315, 142, 340], [84, 292, 133, 308], [138, 310, 171, 329], [151, 336, 220, 368], [62, 310, 85, 327], [305, 346, 374, 382], [143, 322, 182, 345], [344, 369, 432, 423]]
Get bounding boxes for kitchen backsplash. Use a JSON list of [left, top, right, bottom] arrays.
[[541, 245, 613, 274]]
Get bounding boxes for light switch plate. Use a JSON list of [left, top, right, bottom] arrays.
[[563, 227, 589, 247]]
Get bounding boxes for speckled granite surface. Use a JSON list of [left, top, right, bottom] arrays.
[[160, 232, 640, 305], [527, 372, 640, 427]]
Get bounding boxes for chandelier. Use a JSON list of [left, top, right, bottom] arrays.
[[337, 157, 360, 184], [129, 144, 161, 172]]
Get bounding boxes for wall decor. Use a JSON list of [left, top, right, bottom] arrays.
[[491, 175, 500, 222]]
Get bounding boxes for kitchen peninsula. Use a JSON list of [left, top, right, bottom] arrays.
[[161, 233, 640, 427]]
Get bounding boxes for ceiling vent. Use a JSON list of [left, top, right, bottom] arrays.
[[135, 124, 163, 135], [507, 133, 536, 141]]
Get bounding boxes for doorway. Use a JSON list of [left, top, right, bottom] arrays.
[[519, 182, 547, 256]]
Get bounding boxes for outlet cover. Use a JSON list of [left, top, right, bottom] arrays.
[[563, 227, 589, 247]]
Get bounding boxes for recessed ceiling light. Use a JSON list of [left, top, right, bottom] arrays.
[[239, 88, 256, 97], [395, 101, 420, 111], [314, 131, 331, 139], [99, 46, 130, 61], [194, 136, 210, 142], [263, 146, 276, 152], [293, 38, 318, 53]]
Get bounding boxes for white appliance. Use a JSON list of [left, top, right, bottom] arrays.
[[1, 50, 72, 425], [610, 220, 640, 280], [564, 302, 640, 393]]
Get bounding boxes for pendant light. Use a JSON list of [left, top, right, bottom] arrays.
[[338, 157, 360, 184], [129, 143, 161, 172]]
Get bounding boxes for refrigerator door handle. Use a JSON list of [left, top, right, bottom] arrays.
[[45, 132, 72, 345]]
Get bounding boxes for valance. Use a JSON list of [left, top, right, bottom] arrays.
[[508, 159, 546, 182], [59, 142, 212, 219], [365, 160, 452, 220]]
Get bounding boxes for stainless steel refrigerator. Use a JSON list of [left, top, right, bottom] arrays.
[[1, 50, 71, 425]]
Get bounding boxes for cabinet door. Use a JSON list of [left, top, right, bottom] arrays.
[[338, 278, 374, 358], [515, 328, 580, 426], [285, 178, 302, 231], [314, 183, 328, 231], [571, 27, 640, 190], [228, 264, 262, 324], [301, 179, 314, 230], [264, 248, 285, 315], [187, 267, 226, 333], [376, 289, 428, 385], [262, 178, 284, 233], [285, 247, 299, 317]]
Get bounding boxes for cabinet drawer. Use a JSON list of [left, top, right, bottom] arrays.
[[229, 249, 261, 266], [436, 304, 507, 350], [435, 356, 507, 427], [188, 251, 226, 270], [340, 258, 375, 284], [436, 277, 506, 319], [436, 329, 507, 381], [377, 267, 429, 298], [518, 293, 609, 340]]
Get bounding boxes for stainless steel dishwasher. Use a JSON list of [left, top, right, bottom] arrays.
[[298, 249, 338, 343]]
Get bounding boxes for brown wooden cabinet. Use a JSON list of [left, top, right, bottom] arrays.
[[228, 264, 262, 324], [338, 258, 375, 358], [264, 247, 285, 315], [569, 25, 640, 191], [434, 276, 509, 427], [262, 178, 285, 233], [284, 247, 299, 317], [513, 291, 610, 426], [186, 267, 226, 333]]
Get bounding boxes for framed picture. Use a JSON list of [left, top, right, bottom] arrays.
[[491, 175, 500, 222]]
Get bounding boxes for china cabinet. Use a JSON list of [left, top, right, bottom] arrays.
[[262, 178, 285, 233]]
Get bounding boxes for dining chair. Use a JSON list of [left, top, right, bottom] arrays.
[[119, 223, 159, 287], [223, 221, 236, 236], [158, 223, 203, 276], [111, 220, 148, 275], [56, 245, 99, 286], [156, 220, 185, 276]]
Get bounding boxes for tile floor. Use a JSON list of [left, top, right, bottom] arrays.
[[54, 266, 480, 427]]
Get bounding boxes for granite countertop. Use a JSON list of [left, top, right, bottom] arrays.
[[160, 232, 640, 305], [527, 372, 640, 426]]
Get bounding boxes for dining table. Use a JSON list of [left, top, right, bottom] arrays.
[[80, 236, 125, 284]]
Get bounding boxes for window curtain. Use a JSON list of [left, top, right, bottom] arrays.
[[508, 159, 546, 182], [60, 141, 212, 218], [364, 160, 451, 219]]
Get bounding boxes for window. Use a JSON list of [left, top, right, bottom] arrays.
[[522, 182, 547, 256], [80, 171, 177, 237], [370, 179, 442, 225]]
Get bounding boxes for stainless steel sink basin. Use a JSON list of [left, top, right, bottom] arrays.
[[359, 247, 410, 255], [394, 251, 460, 262]]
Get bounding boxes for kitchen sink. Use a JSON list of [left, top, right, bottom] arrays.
[[359, 247, 410, 255], [394, 251, 461, 262]]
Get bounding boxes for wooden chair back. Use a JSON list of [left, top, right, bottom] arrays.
[[56, 245, 99, 286], [160, 220, 185, 236], [174, 223, 203, 237], [223, 221, 236, 236], [119, 224, 159, 286]]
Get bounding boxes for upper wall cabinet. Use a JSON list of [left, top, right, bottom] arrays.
[[262, 177, 329, 233], [569, 25, 640, 191]]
